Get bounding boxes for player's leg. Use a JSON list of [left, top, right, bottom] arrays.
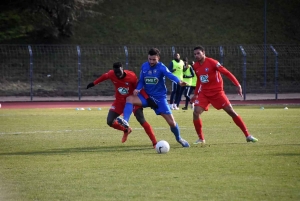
[[189, 87, 195, 109], [211, 91, 258, 143], [134, 107, 157, 147], [169, 81, 177, 109], [193, 93, 209, 144], [175, 84, 182, 108], [175, 86, 185, 110], [157, 98, 189, 147], [182, 86, 191, 110], [107, 101, 132, 143], [123, 95, 143, 123]]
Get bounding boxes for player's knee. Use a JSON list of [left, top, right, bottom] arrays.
[[126, 95, 135, 103], [107, 118, 114, 126]]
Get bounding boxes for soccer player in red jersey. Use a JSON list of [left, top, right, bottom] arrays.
[[190, 46, 258, 144], [86, 62, 158, 147]]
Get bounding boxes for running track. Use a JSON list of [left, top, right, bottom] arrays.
[[1, 99, 300, 109]]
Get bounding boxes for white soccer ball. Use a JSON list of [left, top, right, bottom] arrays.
[[155, 140, 170, 154]]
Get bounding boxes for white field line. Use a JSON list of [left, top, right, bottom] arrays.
[[1, 125, 299, 135]]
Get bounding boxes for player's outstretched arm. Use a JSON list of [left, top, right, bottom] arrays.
[[236, 85, 243, 98]]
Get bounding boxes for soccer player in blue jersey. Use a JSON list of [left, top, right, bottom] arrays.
[[122, 48, 190, 147]]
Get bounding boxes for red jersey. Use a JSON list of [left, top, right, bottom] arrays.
[[93, 70, 144, 102], [193, 57, 240, 95]]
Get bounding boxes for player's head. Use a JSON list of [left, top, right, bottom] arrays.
[[113, 62, 125, 79], [148, 48, 160, 67], [183, 58, 188, 69], [173, 53, 180, 62], [194, 46, 205, 61]]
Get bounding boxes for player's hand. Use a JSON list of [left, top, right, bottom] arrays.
[[147, 98, 158, 109], [237, 85, 243, 98], [190, 94, 198, 103], [133, 89, 140, 96], [179, 81, 187, 86], [86, 82, 95, 89]]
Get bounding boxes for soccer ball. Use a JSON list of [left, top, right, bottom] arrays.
[[155, 140, 170, 154]]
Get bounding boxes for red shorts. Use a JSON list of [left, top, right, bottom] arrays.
[[109, 100, 141, 115], [194, 90, 231, 111]]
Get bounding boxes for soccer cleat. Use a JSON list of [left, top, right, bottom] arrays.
[[170, 104, 174, 110], [193, 139, 206, 145], [246, 135, 258, 143], [116, 116, 129, 128], [182, 107, 188, 110], [173, 105, 179, 110], [177, 138, 190, 147], [121, 127, 132, 143]]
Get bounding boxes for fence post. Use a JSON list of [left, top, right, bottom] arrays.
[[270, 45, 278, 100], [77, 45, 81, 101], [124, 46, 129, 70], [239, 45, 247, 100], [219, 46, 224, 65], [171, 46, 175, 56], [28, 45, 33, 101]]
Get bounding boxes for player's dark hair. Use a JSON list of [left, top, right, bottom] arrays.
[[194, 46, 205, 52], [148, 48, 160, 56], [113, 62, 123, 68]]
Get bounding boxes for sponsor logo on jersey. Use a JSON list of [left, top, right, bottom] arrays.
[[117, 87, 129, 95], [200, 74, 209, 83], [144, 77, 159, 84]]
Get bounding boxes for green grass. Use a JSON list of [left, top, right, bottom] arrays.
[[1, 105, 300, 201]]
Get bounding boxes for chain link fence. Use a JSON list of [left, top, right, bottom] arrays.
[[0, 44, 299, 101]]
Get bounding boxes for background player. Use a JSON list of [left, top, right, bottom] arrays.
[[168, 53, 184, 110], [122, 48, 190, 147], [86, 62, 158, 147], [191, 46, 258, 144], [176, 58, 195, 110]]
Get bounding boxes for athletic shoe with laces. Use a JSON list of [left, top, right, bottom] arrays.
[[193, 139, 206, 145], [177, 138, 190, 147], [246, 135, 258, 143], [170, 104, 174, 110], [182, 107, 188, 110], [173, 105, 179, 110], [121, 127, 132, 143]]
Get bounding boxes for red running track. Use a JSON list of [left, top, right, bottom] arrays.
[[1, 99, 300, 109]]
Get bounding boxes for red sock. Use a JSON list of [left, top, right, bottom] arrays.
[[111, 120, 126, 132], [232, 115, 249, 137], [193, 118, 204, 140], [142, 122, 157, 146]]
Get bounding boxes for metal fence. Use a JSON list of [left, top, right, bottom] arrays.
[[0, 44, 299, 101]]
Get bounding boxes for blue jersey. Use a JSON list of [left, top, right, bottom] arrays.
[[136, 61, 180, 98]]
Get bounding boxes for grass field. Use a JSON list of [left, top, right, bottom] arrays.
[[0, 105, 300, 201]]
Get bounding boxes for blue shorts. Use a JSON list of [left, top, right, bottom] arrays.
[[137, 94, 172, 115]]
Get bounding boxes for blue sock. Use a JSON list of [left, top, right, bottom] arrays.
[[170, 123, 181, 141], [123, 103, 133, 122]]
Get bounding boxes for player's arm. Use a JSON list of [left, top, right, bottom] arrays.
[[168, 62, 175, 72], [86, 72, 109, 89], [218, 65, 243, 97]]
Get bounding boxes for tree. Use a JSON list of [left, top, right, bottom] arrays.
[[0, 0, 102, 42]]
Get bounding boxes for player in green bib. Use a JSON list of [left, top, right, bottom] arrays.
[[175, 59, 195, 110], [168, 53, 184, 110]]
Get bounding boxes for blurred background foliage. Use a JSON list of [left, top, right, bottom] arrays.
[[0, 0, 299, 45]]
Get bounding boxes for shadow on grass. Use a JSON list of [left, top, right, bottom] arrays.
[[0, 145, 155, 156]]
